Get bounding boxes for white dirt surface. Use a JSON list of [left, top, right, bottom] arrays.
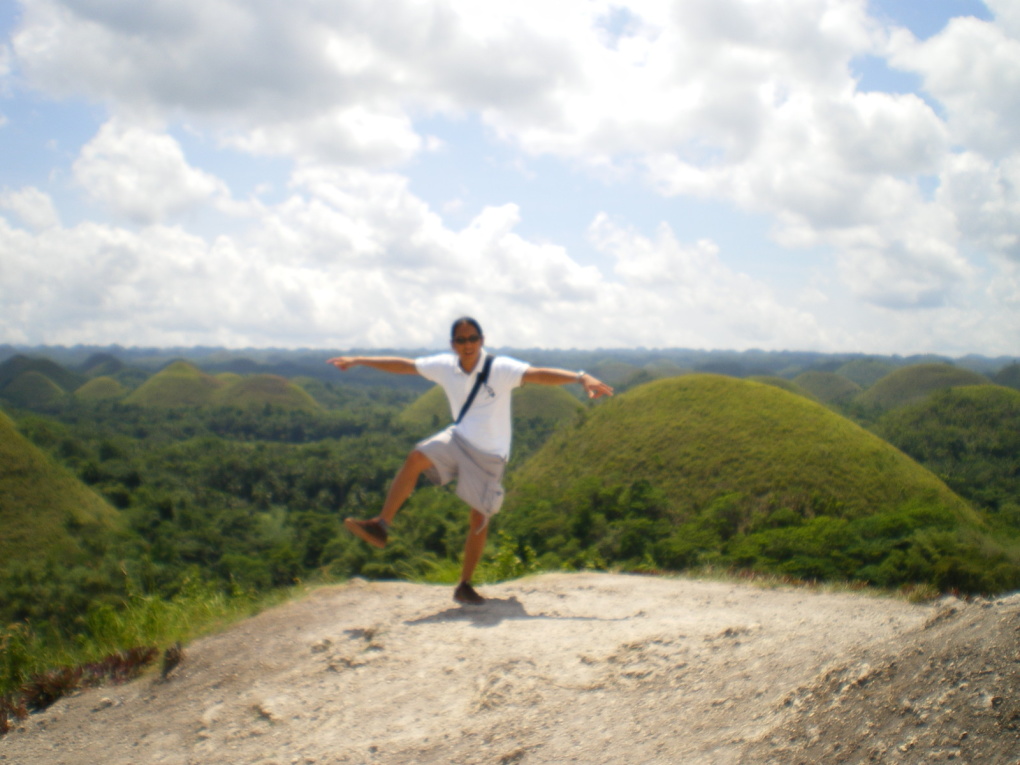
[[2, 572, 1019, 765]]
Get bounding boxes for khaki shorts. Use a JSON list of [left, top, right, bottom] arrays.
[[416, 426, 507, 519]]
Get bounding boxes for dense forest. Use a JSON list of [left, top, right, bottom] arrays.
[[1, 345, 1019, 716]]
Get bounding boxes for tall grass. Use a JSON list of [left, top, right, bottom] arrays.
[[0, 579, 291, 700]]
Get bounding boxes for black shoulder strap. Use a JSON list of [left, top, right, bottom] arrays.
[[455, 355, 495, 424]]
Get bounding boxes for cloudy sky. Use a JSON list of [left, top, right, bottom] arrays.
[[1, 0, 1018, 355]]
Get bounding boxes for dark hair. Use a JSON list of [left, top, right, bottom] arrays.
[[450, 316, 483, 339]]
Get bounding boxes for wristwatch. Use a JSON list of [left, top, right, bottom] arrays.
[[576, 370, 586, 383]]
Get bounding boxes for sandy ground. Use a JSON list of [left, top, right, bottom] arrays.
[[2, 572, 1018, 765]]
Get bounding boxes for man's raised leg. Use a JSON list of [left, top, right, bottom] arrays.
[[345, 449, 434, 548]]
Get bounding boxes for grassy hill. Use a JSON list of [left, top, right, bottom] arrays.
[[855, 363, 990, 412], [502, 375, 1015, 593], [0, 410, 123, 568], [124, 363, 324, 411], [748, 375, 814, 399], [124, 360, 225, 407], [74, 376, 128, 401], [212, 374, 322, 412], [836, 358, 896, 388], [794, 371, 862, 406], [80, 352, 125, 378], [0, 371, 68, 409], [876, 385, 1020, 520], [994, 363, 1020, 390], [0, 355, 86, 393]]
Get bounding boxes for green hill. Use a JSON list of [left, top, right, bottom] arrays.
[[74, 376, 128, 401], [80, 353, 125, 378], [836, 358, 895, 388], [855, 363, 990, 412], [994, 363, 1020, 391], [748, 376, 814, 399], [0, 355, 85, 393], [0, 410, 123, 568], [124, 361, 225, 407], [794, 371, 863, 406], [212, 374, 322, 412], [1, 371, 68, 409], [396, 386, 450, 433], [877, 385, 1020, 519], [503, 375, 1015, 593]]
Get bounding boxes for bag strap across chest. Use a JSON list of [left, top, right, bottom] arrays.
[[455, 355, 495, 424]]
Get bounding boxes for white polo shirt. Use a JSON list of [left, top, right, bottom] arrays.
[[415, 349, 529, 459]]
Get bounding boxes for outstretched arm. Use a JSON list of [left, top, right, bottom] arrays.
[[326, 356, 419, 375], [522, 367, 614, 399]]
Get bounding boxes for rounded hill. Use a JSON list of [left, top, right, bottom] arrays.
[[124, 361, 224, 407], [1, 370, 67, 409], [877, 385, 1020, 518], [0, 410, 122, 568], [212, 374, 321, 412], [855, 363, 990, 412], [510, 375, 969, 521], [503, 375, 1014, 592], [994, 363, 1020, 390], [793, 370, 862, 405], [836, 358, 895, 388], [0, 354, 85, 392], [747, 375, 813, 399], [74, 376, 128, 401]]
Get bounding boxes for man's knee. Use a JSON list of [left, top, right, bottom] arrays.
[[404, 449, 433, 474]]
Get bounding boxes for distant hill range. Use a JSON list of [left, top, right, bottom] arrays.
[[124, 361, 321, 411], [0, 347, 1016, 417]]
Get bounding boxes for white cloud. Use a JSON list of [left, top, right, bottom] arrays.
[[4, 0, 1019, 355], [588, 213, 828, 348], [0, 187, 61, 231], [73, 120, 230, 224], [887, 16, 1020, 158], [939, 151, 1020, 261]]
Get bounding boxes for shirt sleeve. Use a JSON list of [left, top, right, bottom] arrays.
[[491, 355, 529, 391], [414, 353, 451, 384]]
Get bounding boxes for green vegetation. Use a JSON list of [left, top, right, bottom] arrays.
[[748, 375, 814, 399], [74, 376, 128, 401], [835, 358, 895, 388], [503, 375, 1017, 593], [995, 363, 1020, 390], [2, 372, 67, 410], [124, 361, 225, 407], [0, 410, 123, 568], [212, 374, 321, 412], [855, 363, 989, 413], [877, 386, 1020, 523], [3, 348, 1020, 713], [0, 355, 85, 393], [794, 370, 862, 407]]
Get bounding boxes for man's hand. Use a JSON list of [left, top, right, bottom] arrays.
[[580, 373, 614, 399], [327, 356, 358, 371]]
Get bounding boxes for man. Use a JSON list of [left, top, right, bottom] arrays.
[[327, 317, 614, 605]]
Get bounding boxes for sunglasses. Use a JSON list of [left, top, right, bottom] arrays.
[[453, 334, 482, 344]]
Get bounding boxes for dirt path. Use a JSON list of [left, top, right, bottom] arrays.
[[2, 572, 1018, 764]]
